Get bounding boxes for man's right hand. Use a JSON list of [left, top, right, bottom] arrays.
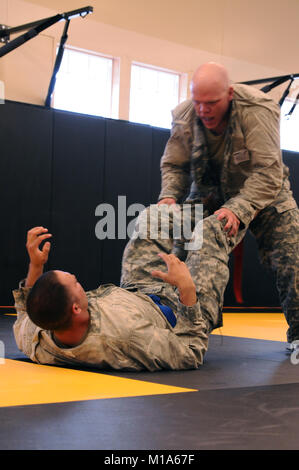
[[157, 198, 176, 205], [26, 227, 52, 267], [25, 227, 52, 287]]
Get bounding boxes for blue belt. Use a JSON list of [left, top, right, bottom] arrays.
[[148, 294, 177, 327]]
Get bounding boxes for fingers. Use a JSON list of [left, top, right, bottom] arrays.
[[151, 269, 167, 281], [222, 218, 238, 236], [225, 217, 240, 236], [214, 209, 240, 237], [157, 198, 176, 206], [42, 241, 51, 254], [158, 253, 183, 271], [228, 222, 239, 236], [27, 227, 52, 243], [151, 253, 185, 281], [27, 226, 49, 237], [151, 253, 181, 280], [158, 252, 181, 264], [26, 227, 52, 254], [214, 210, 225, 220]]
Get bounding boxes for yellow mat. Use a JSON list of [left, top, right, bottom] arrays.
[[212, 313, 287, 342], [0, 359, 196, 408], [0, 312, 288, 408]]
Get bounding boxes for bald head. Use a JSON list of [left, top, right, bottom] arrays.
[[191, 62, 231, 95], [190, 63, 234, 134]]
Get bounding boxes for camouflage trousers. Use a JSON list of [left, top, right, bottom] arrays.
[[250, 207, 299, 343], [120, 204, 246, 333], [174, 204, 299, 342], [121, 204, 299, 342]]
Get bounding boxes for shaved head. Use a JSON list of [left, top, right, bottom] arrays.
[[190, 62, 234, 134], [191, 62, 231, 95]]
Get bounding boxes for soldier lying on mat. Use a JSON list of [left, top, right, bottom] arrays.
[[12, 203, 293, 371], [13, 208, 214, 372]]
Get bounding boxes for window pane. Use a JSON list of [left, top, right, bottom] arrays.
[[53, 48, 113, 118], [280, 99, 299, 152], [129, 64, 180, 129]]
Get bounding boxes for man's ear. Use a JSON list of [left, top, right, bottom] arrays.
[[228, 85, 234, 101], [71, 303, 82, 315]]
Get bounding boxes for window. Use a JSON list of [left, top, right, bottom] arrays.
[[129, 63, 183, 129], [53, 47, 114, 118], [280, 98, 299, 152]]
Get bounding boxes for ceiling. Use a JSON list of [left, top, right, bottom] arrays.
[[22, 0, 299, 73]]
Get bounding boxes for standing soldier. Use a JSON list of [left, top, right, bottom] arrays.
[[158, 62, 299, 347]]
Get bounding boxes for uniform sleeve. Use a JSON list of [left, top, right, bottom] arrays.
[[158, 117, 193, 202], [12, 286, 41, 361], [223, 104, 283, 226], [127, 311, 209, 371]]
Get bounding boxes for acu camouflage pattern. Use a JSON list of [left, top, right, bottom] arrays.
[[13, 216, 210, 371], [121, 204, 244, 332], [158, 83, 299, 343], [159, 83, 297, 226], [123, 204, 299, 342], [250, 207, 299, 342]]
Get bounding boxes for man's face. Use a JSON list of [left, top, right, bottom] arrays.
[[191, 86, 234, 134], [54, 270, 88, 311]]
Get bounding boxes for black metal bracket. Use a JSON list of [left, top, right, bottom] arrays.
[[0, 6, 93, 52], [0, 6, 93, 107], [241, 73, 299, 110], [0, 24, 9, 44]]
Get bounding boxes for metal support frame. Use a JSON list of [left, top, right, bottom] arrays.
[[241, 73, 299, 111], [0, 6, 93, 107], [1, 9, 298, 114]]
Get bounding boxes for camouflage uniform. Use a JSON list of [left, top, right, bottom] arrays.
[[159, 83, 299, 343], [121, 205, 246, 333], [13, 209, 210, 371]]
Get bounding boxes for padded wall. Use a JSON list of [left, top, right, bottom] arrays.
[[49, 110, 106, 292], [0, 100, 298, 308], [0, 101, 52, 304]]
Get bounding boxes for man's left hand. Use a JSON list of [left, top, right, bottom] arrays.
[[151, 253, 197, 306], [214, 208, 240, 237]]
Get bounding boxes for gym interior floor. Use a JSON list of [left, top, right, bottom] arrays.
[[1, 306, 299, 452]]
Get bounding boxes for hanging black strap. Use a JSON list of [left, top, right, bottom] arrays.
[[45, 19, 70, 107], [279, 77, 294, 107]]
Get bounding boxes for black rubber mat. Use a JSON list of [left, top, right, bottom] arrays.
[[107, 334, 299, 390], [1, 313, 299, 451], [1, 383, 299, 450]]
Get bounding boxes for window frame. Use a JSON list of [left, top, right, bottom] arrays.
[[52, 45, 120, 119], [129, 61, 188, 128], [280, 95, 299, 152]]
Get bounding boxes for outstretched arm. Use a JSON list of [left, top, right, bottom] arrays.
[[25, 227, 52, 287], [13, 227, 52, 358], [151, 253, 197, 306]]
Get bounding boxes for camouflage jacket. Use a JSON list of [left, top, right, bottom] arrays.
[[159, 84, 297, 226], [13, 283, 209, 372]]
